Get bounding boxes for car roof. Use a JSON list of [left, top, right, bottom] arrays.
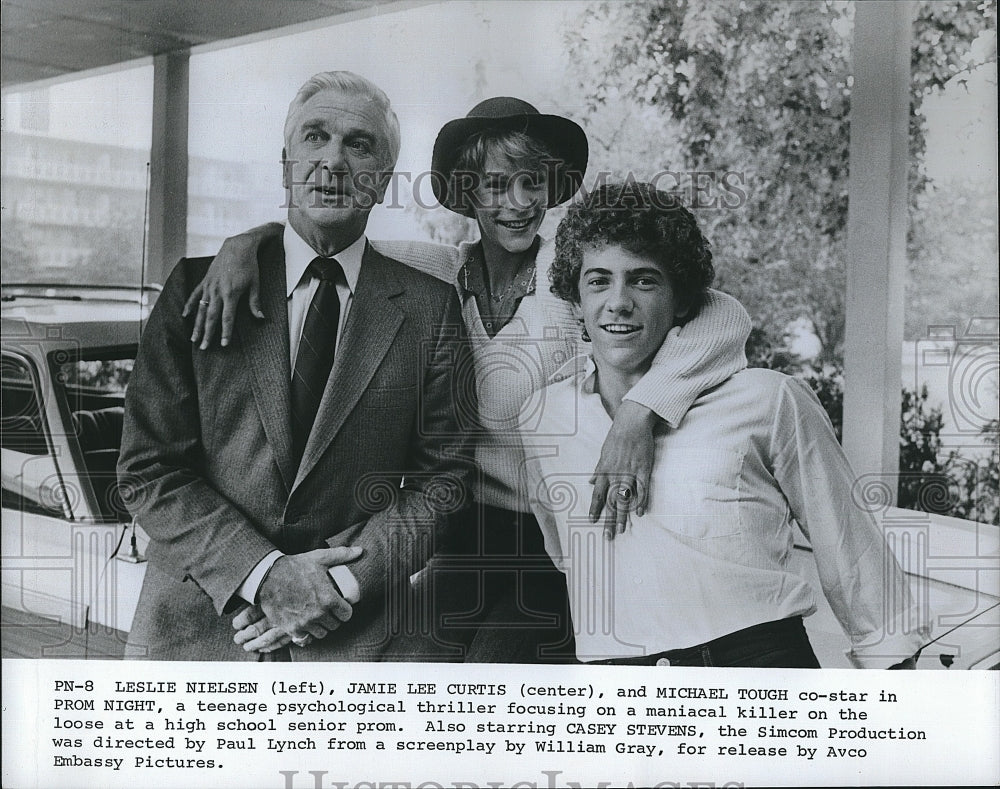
[[1, 286, 158, 352]]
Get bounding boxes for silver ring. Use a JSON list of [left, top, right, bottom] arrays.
[[198, 299, 210, 306], [291, 635, 313, 647], [616, 486, 633, 500]]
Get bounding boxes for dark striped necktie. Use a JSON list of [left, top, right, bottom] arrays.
[[291, 256, 343, 465]]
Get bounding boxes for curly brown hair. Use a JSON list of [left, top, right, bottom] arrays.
[[551, 182, 714, 318]]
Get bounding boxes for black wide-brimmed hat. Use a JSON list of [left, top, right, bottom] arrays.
[[431, 96, 589, 215]]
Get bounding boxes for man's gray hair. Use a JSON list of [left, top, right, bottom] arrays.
[[283, 71, 401, 170]]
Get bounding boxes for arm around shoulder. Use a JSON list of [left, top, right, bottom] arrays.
[[370, 239, 462, 284], [625, 289, 751, 427], [187, 221, 285, 347]]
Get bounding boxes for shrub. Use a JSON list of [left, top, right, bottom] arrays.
[[749, 334, 998, 523]]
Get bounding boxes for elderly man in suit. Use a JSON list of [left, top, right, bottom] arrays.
[[119, 71, 474, 661]]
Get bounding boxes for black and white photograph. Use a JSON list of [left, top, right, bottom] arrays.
[[2, 1, 998, 787]]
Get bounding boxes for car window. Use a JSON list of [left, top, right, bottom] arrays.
[[57, 358, 133, 413], [58, 359, 133, 393], [1, 353, 65, 517], [50, 351, 134, 521]]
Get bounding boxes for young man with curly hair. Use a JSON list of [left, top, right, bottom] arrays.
[[521, 182, 928, 669]]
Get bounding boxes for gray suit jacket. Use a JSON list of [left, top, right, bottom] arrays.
[[119, 235, 476, 660]]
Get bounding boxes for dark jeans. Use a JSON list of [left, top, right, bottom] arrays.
[[418, 504, 576, 663], [590, 617, 821, 668]]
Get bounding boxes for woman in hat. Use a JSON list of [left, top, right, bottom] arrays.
[[185, 98, 751, 662]]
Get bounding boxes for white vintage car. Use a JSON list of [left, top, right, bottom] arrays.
[[1, 283, 997, 665], [2, 284, 153, 657]]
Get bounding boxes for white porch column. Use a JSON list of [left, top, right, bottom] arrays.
[[842, 0, 915, 498]]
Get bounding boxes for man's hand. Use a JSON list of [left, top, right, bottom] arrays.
[[589, 400, 658, 540], [232, 605, 289, 653], [256, 546, 362, 647], [182, 224, 277, 349]]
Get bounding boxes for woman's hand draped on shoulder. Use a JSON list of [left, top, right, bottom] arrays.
[[183, 222, 283, 348], [589, 399, 658, 540]]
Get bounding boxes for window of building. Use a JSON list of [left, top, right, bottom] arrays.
[[1, 63, 154, 288]]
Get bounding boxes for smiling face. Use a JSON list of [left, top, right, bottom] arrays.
[[471, 152, 549, 256], [576, 244, 687, 380], [282, 87, 393, 252]]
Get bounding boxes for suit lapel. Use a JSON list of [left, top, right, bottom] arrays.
[[238, 235, 296, 492], [293, 245, 405, 490]]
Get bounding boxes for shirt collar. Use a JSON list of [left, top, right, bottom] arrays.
[[456, 240, 540, 299], [549, 354, 597, 393], [456, 244, 486, 297], [283, 224, 366, 298]]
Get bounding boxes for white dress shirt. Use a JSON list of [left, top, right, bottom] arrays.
[[236, 226, 368, 606], [283, 224, 364, 364], [521, 360, 931, 668]]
